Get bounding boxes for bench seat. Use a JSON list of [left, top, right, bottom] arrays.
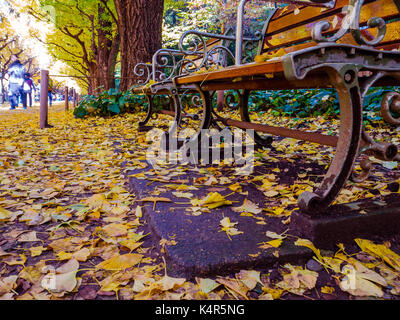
[[149, 0, 400, 214]]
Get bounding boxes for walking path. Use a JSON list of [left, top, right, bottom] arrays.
[[0, 108, 399, 300]]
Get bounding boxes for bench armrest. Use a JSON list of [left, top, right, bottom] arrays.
[[152, 29, 255, 82], [133, 49, 185, 85], [178, 29, 263, 69], [133, 63, 153, 86], [152, 48, 186, 82]]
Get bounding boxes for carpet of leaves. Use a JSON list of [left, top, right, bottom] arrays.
[[0, 104, 400, 300]]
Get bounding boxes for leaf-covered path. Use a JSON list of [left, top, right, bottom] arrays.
[[1, 106, 400, 300]]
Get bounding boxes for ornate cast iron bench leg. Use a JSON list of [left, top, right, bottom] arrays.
[[298, 65, 363, 213], [154, 83, 213, 151], [239, 90, 273, 147], [349, 71, 400, 181], [138, 94, 154, 127], [208, 90, 273, 147]]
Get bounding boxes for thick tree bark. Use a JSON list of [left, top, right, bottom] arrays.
[[88, 61, 99, 95], [114, 0, 164, 91], [97, 3, 120, 91]]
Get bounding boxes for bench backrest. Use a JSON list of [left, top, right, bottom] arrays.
[[153, 29, 235, 82], [183, 32, 235, 69], [259, 0, 400, 57]]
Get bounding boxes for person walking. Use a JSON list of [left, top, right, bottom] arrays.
[[48, 77, 54, 107], [23, 73, 36, 108], [7, 54, 26, 110]]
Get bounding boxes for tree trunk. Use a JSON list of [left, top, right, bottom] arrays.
[[87, 62, 99, 95], [114, 0, 164, 91], [97, 3, 120, 91]]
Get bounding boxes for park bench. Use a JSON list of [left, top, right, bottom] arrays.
[[132, 28, 261, 133], [149, 0, 400, 213]]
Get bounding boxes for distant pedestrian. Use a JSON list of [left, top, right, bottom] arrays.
[[23, 73, 36, 108], [48, 77, 54, 106], [7, 54, 26, 110]]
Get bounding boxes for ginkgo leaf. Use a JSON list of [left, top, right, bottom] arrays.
[[172, 192, 194, 199], [0, 207, 12, 221], [277, 264, 318, 295], [264, 190, 279, 197], [194, 192, 232, 209], [232, 199, 262, 214], [4, 254, 26, 266], [321, 286, 335, 294], [18, 231, 40, 242], [85, 194, 106, 209], [355, 238, 400, 272], [259, 239, 282, 249], [204, 176, 218, 186], [216, 277, 249, 300], [339, 265, 384, 298], [119, 240, 143, 252], [265, 231, 286, 240], [57, 252, 73, 260], [135, 206, 143, 218], [228, 183, 242, 192], [100, 279, 121, 293], [197, 278, 220, 294], [261, 286, 284, 299], [157, 275, 186, 291], [29, 246, 46, 257], [42, 270, 78, 294], [237, 270, 262, 290], [72, 248, 91, 262], [96, 253, 143, 271], [41, 259, 80, 294], [219, 217, 243, 239], [18, 266, 43, 285], [294, 238, 324, 262], [56, 259, 80, 274], [351, 261, 387, 287], [0, 275, 18, 295], [102, 223, 128, 237], [137, 197, 172, 203]]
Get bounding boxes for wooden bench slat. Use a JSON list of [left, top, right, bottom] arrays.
[[175, 60, 284, 85], [270, 4, 308, 20], [264, 19, 400, 56], [262, 0, 399, 53], [266, 0, 345, 34]]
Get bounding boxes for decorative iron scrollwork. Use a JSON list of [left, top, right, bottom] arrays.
[[224, 91, 240, 110], [349, 70, 400, 181], [178, 30, 236, 72], [134, 63, 153, 85], [152, 49, 184, 82], [381, 91, 400, 125], [150, 30, 237, 83], [351, 158, 372, 183], [312, 0, 387, 47]]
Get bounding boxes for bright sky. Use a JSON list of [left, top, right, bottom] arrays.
[[1, 0, 79, 91]]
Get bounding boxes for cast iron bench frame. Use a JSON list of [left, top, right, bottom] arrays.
[[149, 0, 400, 213], [131, 27, 262, 133]]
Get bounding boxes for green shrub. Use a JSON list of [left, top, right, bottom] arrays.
[[246, 87, 399, 122], [74, 86, 399, 122], [73, 88, 146, 119]]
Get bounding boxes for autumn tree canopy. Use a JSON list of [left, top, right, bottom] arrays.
[[13, 0, 272, 94]]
